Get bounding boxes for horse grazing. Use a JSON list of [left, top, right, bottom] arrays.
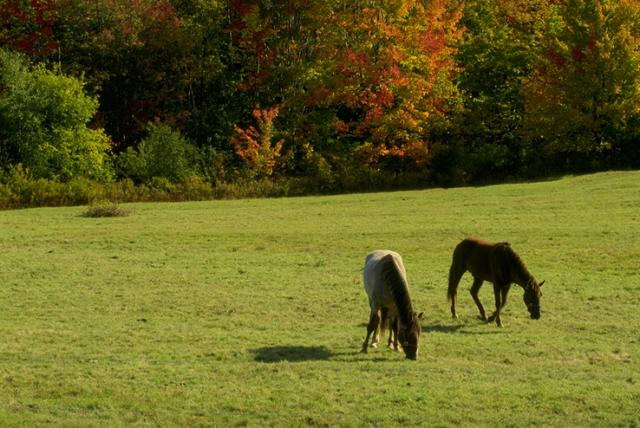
[[447, 237, 544, 327], [362, 250, 423, 360]]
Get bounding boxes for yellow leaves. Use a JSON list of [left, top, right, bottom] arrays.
[[315, 0, 463, 147]]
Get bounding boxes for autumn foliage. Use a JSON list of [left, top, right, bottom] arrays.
[[1, 0, 639, 197], [231, 107, 284, 178]]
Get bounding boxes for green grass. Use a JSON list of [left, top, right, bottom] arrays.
[[1, 171, 639, 426]]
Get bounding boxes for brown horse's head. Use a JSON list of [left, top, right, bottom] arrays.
[[398, 312, 423, 360], [523, 279, 544, 319]]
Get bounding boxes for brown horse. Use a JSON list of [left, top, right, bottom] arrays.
[[362, 250, 423, 359], [447, 237, 544, 327]]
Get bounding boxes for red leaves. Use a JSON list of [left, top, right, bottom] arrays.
[[345, 49, 370, 68], [230, 0, 254, 18], [421, 29, 447, 55], [231, 107, 284, 178], [146, 2, 182, 29], [571, 46, 587, 63], [320, 1, 463, 150], [548, 49, 567, 68], [1, 0, 58, 56]]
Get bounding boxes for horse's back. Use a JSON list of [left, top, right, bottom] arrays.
[[363, 250, 406, 310], [455, 237, 501, 253], [454, 237, 509, 282]]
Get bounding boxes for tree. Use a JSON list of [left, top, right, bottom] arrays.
[[522, 0, 640, 171], [0, 0, 58, 57], [453, 0, 551, 181], [0, 49, 112, 180], [43, 0, 198, 147], [297, 0, 465, 173], [231, 106, 284, 179]]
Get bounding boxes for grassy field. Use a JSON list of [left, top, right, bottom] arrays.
[[1, 171, 639, 426]]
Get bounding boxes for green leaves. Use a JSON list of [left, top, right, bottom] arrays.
[[117, 123, 199, 183], [523, 0, 640, 161], [0, 49, 112, 181], [3, 0, 640, 187]]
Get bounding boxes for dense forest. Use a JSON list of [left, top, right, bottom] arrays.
[[1, 0, 639, 205]]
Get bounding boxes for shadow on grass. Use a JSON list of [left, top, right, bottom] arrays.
[[425, 323, 466, 333], [425, 322, 503, 335], [253, 346, 333, 363], [357, 321, 502, 335]]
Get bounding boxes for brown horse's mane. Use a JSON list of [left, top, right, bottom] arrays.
[[499, 242, 535, 287], [380, 254, 414, 325]]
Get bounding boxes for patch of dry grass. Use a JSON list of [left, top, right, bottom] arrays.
[[81, 200, 130, 217]]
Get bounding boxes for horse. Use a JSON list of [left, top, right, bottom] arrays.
[[447, 237, 544, 327], [361, 250, 423, 360]]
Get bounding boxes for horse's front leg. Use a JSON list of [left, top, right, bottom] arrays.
[[487, 283, 504, 327], [470, 277, 487, 321], [361, 310, 380, 353], [500, 284, 511, 310]]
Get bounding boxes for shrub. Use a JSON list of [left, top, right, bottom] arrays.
[[0, 49, 113, 181], [117, 123, 199, 183], [81, 200, 130, 218]]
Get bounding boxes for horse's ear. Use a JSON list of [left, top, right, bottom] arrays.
[[539, 280, 545, 287], [418, 312, 424, 320]]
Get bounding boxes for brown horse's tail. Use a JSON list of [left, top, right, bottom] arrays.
[[447, 241, 467, 301]]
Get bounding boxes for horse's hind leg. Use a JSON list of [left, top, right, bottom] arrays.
[[387, 317, 399, 351], [373, 307, 388, 348], [470, 277, 487, 321], [361, 310, 380, 353], [448, 263, 465, 319], [450, 293, 458, 320]]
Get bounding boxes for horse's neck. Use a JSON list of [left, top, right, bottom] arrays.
[[391, 281, 413, 325], [505, 247, 532, 288], [514, 271, 533, 289]]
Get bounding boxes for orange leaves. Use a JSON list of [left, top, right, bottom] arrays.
[[323, 0, 463, 147], [223, 1, 463, 177], [354, 140, 429, 172], [231, 107, 284, 178], [345, 49, 369, 68]]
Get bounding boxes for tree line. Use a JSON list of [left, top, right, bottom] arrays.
[[1, 0, 639, 201]]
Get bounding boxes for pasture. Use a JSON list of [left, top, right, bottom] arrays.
[[1, 171, 639, 426]]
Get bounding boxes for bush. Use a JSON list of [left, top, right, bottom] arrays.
[[0, 49, 113, 181], [82, 200, 130, 218], [117, 123, 199, 183]]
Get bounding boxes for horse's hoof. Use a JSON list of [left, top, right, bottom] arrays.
[[370, 343, 378, 349], [360, 347, 368, 354]]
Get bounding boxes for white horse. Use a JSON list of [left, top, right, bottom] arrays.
[[361, 250, 423, 360]]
